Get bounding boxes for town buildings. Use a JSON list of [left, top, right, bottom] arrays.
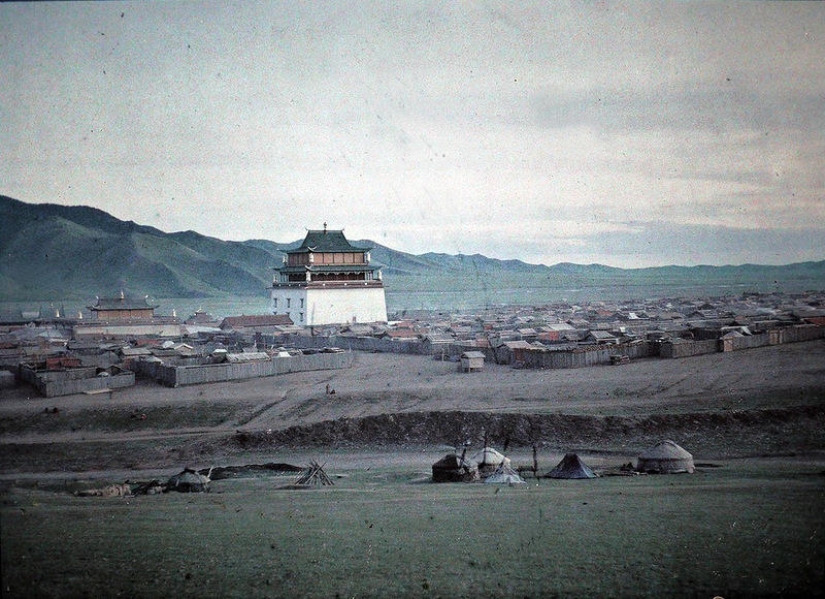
[[269, 224, 388, 326], [1, 289, 823, 396]]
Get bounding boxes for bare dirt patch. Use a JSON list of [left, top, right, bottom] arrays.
[[1, 341, 823, 476]]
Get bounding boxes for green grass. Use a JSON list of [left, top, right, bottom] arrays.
[[2, 459, 823, 598]]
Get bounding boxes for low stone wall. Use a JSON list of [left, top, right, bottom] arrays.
[[135, 351, 355, 387]]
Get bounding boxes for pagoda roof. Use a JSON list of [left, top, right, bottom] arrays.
[[89, 295, 158, 311], [279, 264, 380, 274], [289, 228, 371, 254]]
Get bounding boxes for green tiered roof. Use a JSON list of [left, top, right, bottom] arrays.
[[288, 227, 371, 254]]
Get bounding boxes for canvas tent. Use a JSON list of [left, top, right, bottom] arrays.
[[545, 453, 598, 479], [636, 440, 695, 474], [472, 447, 511, 477], [432, 453, 479, 483], [484, 461, 526, 485]]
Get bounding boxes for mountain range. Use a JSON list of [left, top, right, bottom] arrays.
[[1, 194, 824, 303]]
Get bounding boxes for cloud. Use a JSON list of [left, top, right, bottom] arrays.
[[1, 1, 823, 269], [513, 222, 825, 268], [530, 88, 825, 135]]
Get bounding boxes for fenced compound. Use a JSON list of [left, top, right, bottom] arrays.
[[662, 324, 824, 358], [515, 341, 656, 369], [134, 351, 355, 387], [265, 323, 822, 370], [264, 334, 430, 356], [660, 339, 719, 359], [18, 364, 135, 397]]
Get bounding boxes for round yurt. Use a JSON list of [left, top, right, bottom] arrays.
[[636, 440, 695, 474], [471, 447, 511, 477], [545, 453, 598, 479], [432, 454, 480, 483]]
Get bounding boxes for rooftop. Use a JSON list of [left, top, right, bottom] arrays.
[[89, 294, 158, 311], [288, 226, 371, 254]]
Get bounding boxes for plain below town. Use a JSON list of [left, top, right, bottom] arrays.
[[2, 288, 824, 598]]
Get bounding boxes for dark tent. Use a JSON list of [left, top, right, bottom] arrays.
[[166, 468, 212, 493], [545, 453, 597, 479], [432, 453, 479, 483]]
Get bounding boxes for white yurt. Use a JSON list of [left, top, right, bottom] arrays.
[[472, 447, 511, 477], [636, 440, 695, 474]]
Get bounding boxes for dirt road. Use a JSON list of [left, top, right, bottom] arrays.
[[1, 340, 823, 474]]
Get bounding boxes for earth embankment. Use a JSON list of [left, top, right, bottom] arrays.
[[225, 404, 825, 456]]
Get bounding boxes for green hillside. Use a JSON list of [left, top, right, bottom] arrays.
[[0, 196, 278, 300], [1, 195, 823, 303]]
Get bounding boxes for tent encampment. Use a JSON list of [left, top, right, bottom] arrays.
[[636, 440, 695, 474], [545, 453, 598, 479]]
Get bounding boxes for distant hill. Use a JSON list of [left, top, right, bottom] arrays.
[[1, 195, 823, 302], [0, 195, 279, 300]]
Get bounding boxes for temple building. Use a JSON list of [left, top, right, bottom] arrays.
[[88, 292, 158, 321], [76, 292, 183, 338], [270, 225, 387, 326]]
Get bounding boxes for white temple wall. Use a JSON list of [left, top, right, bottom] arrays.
[[271, 286, 387, 326]]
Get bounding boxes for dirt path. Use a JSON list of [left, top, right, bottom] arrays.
[[1, 341, 823, 474]]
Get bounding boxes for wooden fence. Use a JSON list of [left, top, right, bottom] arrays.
[[18, 364, 135, 397], [135, 351, 355, 387], [515, 341, 656, 369]]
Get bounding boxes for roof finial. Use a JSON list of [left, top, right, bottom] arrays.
[[323, 221, 327, 234]]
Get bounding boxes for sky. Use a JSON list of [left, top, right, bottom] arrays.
[[2, 1, 823, 268]]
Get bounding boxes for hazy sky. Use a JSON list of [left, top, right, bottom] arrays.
[[2, 1, 823, 268]]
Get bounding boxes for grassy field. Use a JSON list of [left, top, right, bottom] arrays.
[[2, 456, 823, 599], [2, 344, 824, 597]]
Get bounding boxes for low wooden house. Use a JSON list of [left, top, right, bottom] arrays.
[[459, 350, 485, 373]]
